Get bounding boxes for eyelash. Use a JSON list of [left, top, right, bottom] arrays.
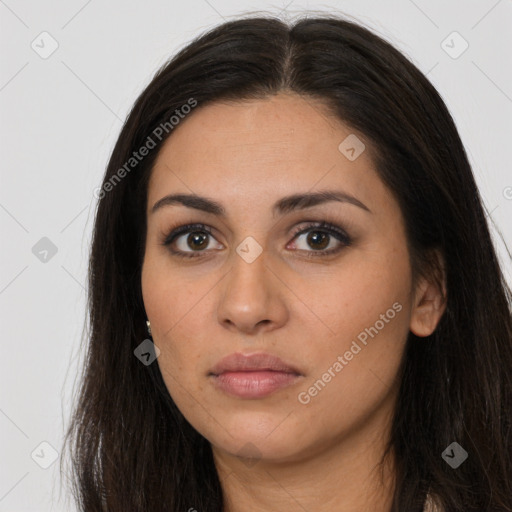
[[161, 221, 352, 259]]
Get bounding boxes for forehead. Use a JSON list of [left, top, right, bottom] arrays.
[[147, 93, 388, 216]]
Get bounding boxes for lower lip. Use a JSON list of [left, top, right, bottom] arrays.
[[210, 371, 301, 398]]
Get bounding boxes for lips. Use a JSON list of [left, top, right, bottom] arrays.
[[208, 352, 302, 376], [208, 352, 303, 399]]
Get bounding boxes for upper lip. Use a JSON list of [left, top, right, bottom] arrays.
[[209, 352, 302, 376]]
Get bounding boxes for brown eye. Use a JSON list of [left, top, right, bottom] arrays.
[[173, 229, 222, 254], [305, 231, 330, 250], [186, 231, 210, 250], [290, 221, 352, 256], [163, 223, 224, 258]]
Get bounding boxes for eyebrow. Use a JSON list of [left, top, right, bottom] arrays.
[[151, 190, 371, 216]]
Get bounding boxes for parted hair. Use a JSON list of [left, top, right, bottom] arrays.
[[61, 14, 512, 512]]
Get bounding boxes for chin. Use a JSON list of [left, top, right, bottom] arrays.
[[213, 436, 303, 464], [200, 413, 309, 463]]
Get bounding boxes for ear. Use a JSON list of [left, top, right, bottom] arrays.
[[410, 250, 447, 337]]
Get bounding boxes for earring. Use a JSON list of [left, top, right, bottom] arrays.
[[146, 320, 152, 336]]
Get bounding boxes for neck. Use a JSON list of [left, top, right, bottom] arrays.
[[212, 403, 397, 512]]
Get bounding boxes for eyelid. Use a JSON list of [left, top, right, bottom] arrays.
[[162, 222, 215, 245], [285, 220, 352, 258], [289, 220, 351, 244], [161, 223, 223, 257], [161, 220, 352, 258]]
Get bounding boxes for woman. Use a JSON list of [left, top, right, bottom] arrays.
[[61, 14, 512, 512]]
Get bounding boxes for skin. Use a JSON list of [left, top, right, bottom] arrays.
[[141, 92, 446, 511]]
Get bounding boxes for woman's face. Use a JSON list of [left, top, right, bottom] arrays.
[[141, 93, 441, 464]]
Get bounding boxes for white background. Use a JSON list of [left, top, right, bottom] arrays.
[[1, 0, 511, 510]]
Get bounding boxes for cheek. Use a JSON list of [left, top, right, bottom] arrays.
[[292, 248, 411, 346], [291, 248, 412, 401], [141, 248, 209, 334], [141, 254, 215, 394], [293, 255, 411, 424]]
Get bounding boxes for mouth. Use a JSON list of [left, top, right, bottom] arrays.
[[208, 352, 303, 399]]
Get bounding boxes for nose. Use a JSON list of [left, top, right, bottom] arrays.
[[217, 249, 288, 335]]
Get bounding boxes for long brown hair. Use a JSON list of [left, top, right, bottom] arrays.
[[61, 14, 512, 511]]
